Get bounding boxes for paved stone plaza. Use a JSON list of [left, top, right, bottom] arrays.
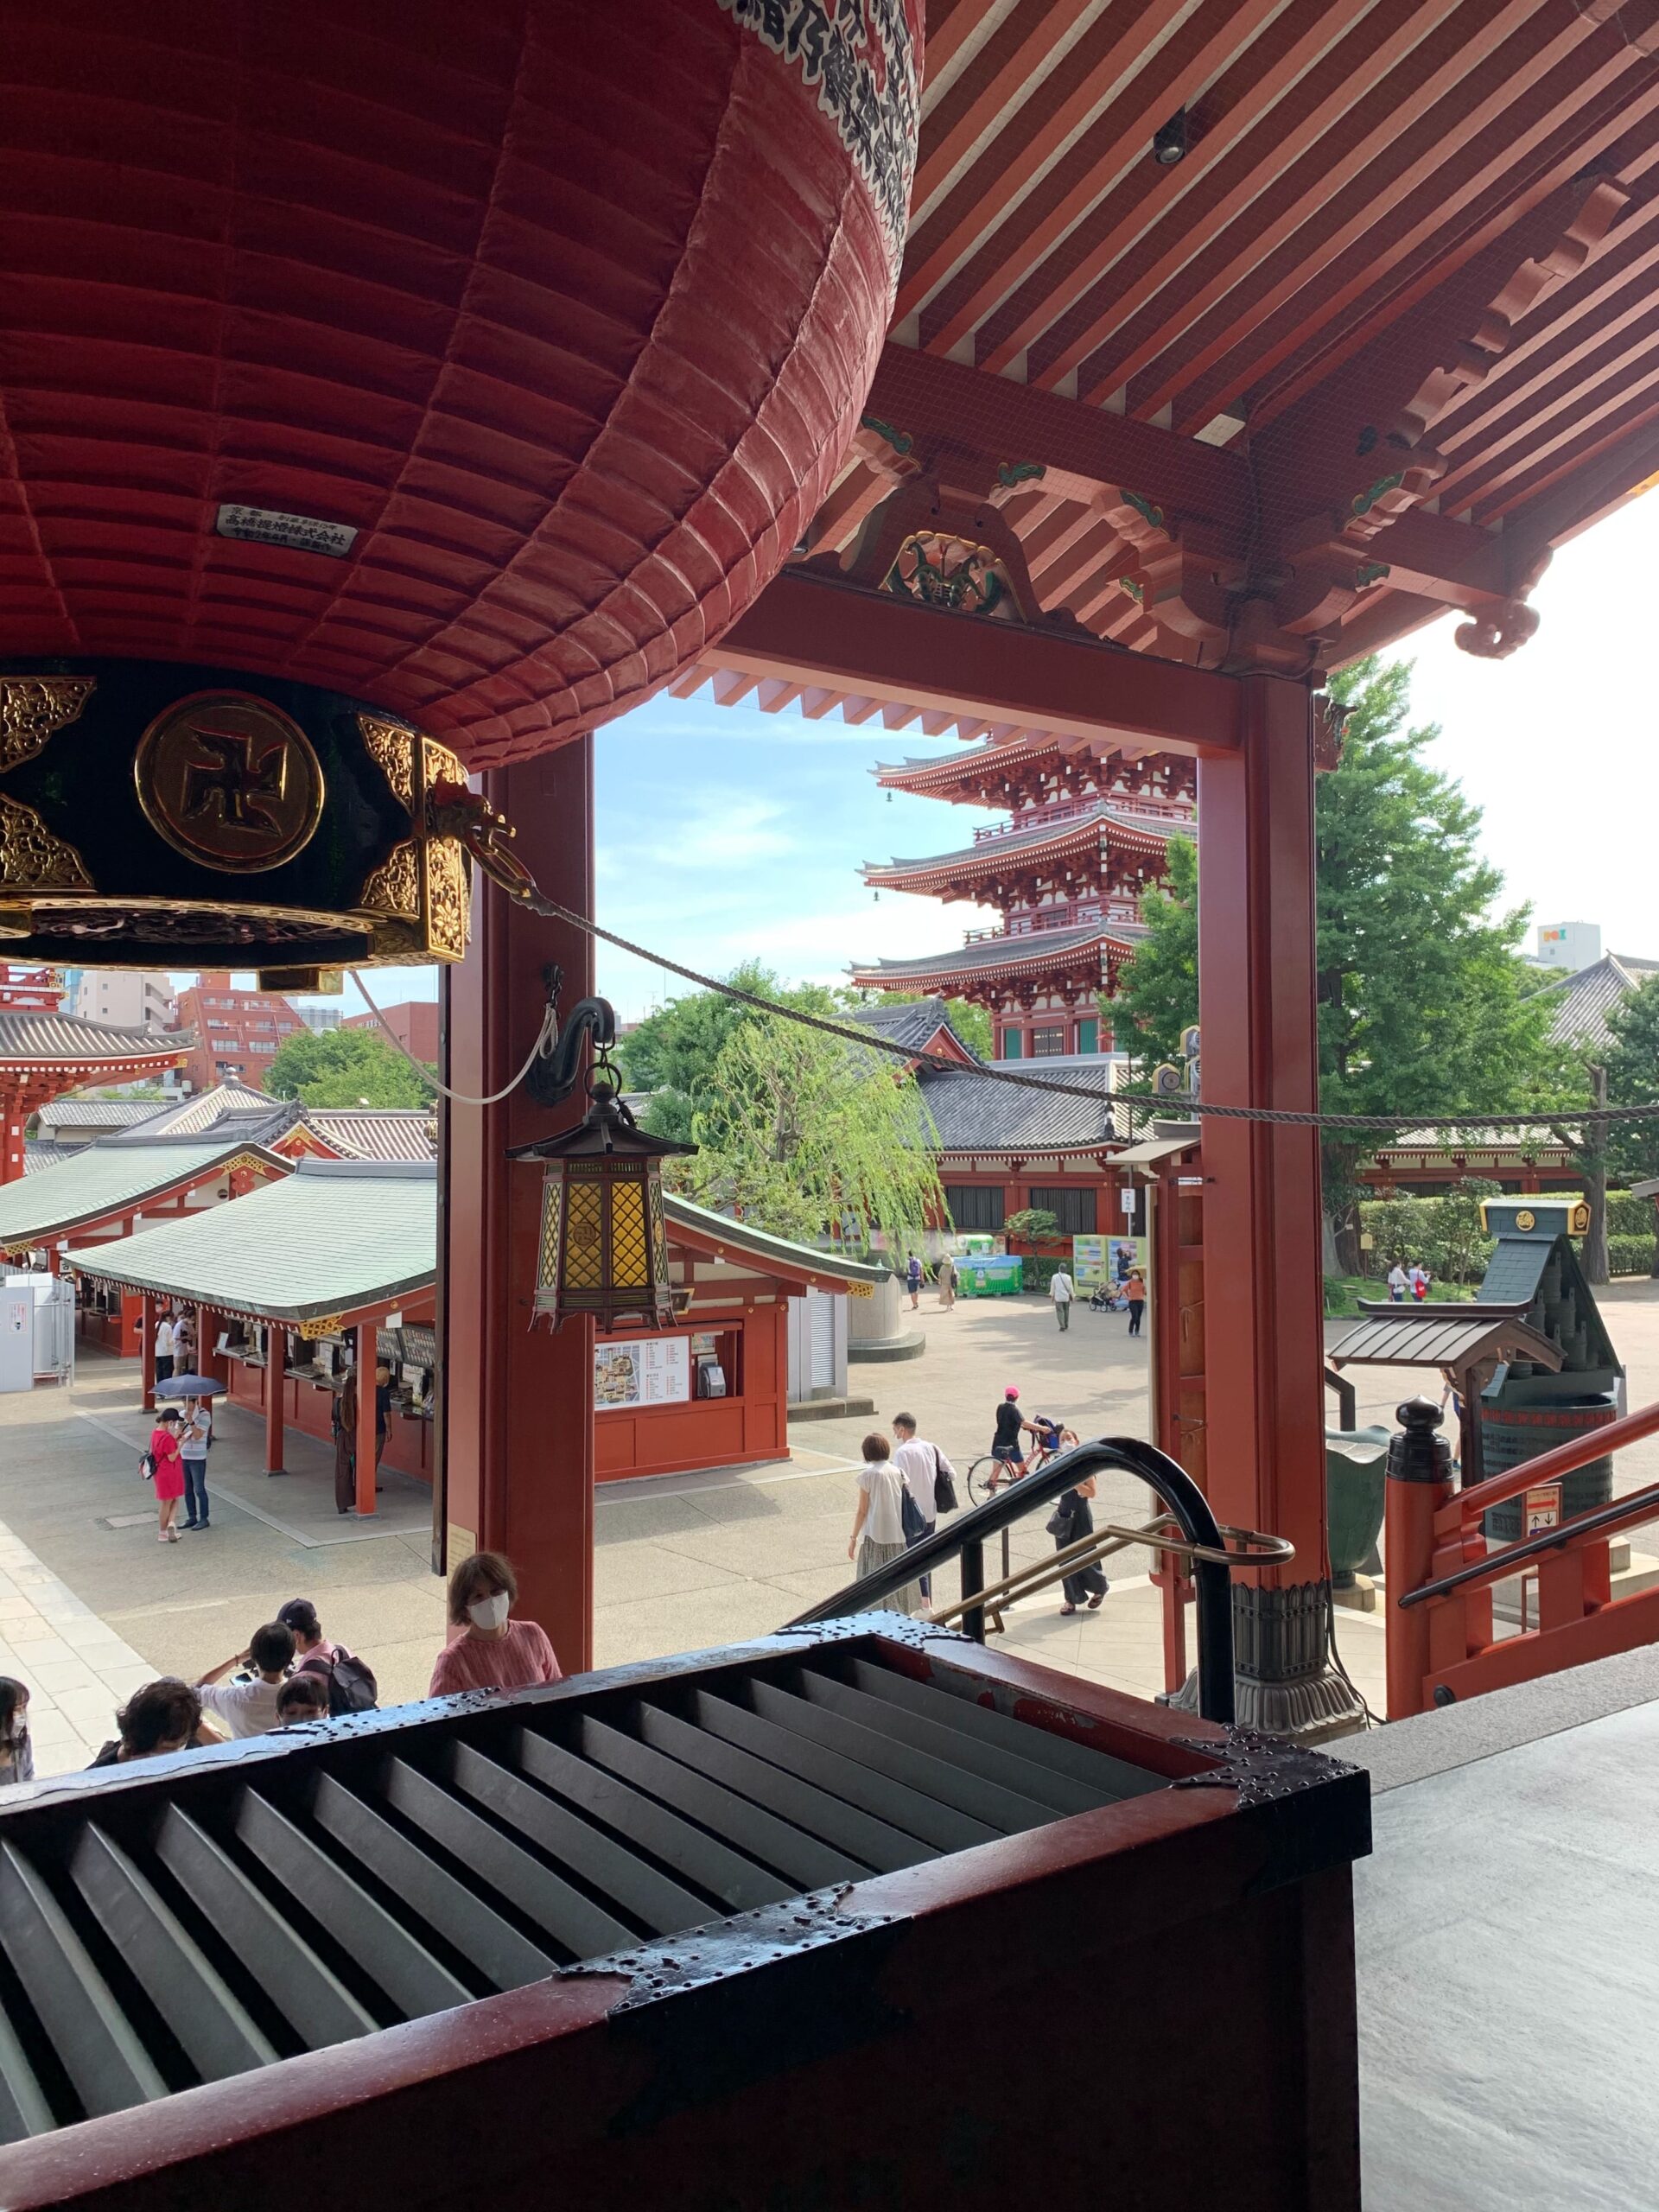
[[0, 1278, 1655, 1773]]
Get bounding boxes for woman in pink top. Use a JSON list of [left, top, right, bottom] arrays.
[[428, 1551, 562, 1700], [149, 1410, 186, 1542]]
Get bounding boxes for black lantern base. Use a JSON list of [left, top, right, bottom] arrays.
[[0, 659, 471, 971]]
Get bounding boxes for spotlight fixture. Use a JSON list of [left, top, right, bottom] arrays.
[[1152, 111, 1188, 166]]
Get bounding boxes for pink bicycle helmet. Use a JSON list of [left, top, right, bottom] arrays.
[[1004, 1386, 1020, 1399]]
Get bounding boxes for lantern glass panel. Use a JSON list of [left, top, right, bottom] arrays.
[[563, 1174, 606, 1292], [609, 1172, 650, 1291]]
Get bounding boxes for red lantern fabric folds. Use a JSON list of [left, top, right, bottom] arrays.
[[0, 0, 921, 762]]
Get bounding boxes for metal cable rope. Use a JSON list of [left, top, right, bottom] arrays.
[[346, 819, 1659, 1132], [503, 886, 1659, 1134]]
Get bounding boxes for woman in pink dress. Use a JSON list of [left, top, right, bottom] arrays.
[[149, 1409, 186, 1542], [428, 1552, 562, 1700]]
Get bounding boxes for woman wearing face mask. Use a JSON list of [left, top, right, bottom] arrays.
[[0, 1677, 32, 1785], [427, 1551, 562, 1699]]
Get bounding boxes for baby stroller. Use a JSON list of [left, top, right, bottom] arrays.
[[1088, 1281, 1125, 1313]]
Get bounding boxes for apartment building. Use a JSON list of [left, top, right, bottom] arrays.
[[168, 971, 303, 1092]]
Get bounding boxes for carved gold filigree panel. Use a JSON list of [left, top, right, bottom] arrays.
[[358, 840, 421, 919], [0, 794, 92, 891], [0, 677, 95, 773], [300, 1313, 346, 1341], [359, 715, 416, 813], [426, 838, 469, 958]]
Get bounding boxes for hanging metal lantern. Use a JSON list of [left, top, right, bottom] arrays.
[[509, 1075, 693, 1332]]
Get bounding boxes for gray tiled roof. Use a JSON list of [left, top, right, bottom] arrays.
[[35, 1097, 168, 1132], [302, 1109, 436, 1161], [917, 1064, 1117, 1152], [849, 999, 982, 1061], [0, 1011, 192, 1065], [1544, 953, 1659, 1048], [22, 1142, 73, 1174]]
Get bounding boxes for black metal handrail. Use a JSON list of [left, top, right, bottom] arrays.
[[784, 1437, 1236, 1724], [1398, 1474, 1659, 1609]]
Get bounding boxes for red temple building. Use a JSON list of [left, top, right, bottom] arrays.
[[0, 965, 188, 1187], [853, 735, 1195, 1059]]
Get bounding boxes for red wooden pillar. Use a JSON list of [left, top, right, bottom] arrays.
[[264, 1326, 287, 1478], [140, 1294, 156, 1412], [355, 1321, 379, 1516], [443, 737, 595, 1672], [1197, 674, 1358, 1735], [1, 1086, 26, 1185]]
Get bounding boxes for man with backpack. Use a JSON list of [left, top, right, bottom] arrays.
[[890, 1412, 957, 1605], [276, 1598, 378, 1716]]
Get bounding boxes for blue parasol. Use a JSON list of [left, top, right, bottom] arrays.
[[154, 1373, 226, 1397]]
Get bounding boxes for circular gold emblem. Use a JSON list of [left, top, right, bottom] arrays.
[[135, 691, 324, 874], [1516, 1208, 1535, 1231]]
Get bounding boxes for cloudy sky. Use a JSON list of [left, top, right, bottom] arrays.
[[237, 488, 1656, 1030]]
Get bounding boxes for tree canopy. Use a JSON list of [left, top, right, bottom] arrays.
[[674, 1007, 944, 1259], [1114, 656, 1567, 1267], [1114, 832, 1197, 1071], [265, 1025, 435, 1108], [1603, 974, 1659, 1188]]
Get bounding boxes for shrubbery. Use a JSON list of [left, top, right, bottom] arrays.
[[1360, 1185, 1657, 1278], [1607, 1234, 1657, 1278], [1358, 1178, 1502, 1284]]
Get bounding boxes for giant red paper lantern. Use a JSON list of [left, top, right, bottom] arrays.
[[0, 0, 922, 766]]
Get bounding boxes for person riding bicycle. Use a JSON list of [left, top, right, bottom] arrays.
[[988, 1388, 1045, 1488]]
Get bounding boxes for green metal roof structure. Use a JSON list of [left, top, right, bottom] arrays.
[[65, 1161, 882, 1326], [0, 1135, 290, 1250], [663, 1193, 888, 1286], [67, 1159, 435, 1325]]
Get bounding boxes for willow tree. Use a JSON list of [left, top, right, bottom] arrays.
[[679, 1008, 944, 1261]]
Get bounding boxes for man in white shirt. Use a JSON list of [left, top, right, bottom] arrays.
[[892, 1413, 957, 1605], [154, 1309, 175, 1385], [1388, 1262, 1409, 1303], [196, 1620, 296, 1738], [1050, 1265, 1075, 1332]]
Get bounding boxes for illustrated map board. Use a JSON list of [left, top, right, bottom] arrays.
[[594, 1334, 690, 1410]]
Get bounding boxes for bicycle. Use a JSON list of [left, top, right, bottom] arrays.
[[965, 1443, 1061, 1508]]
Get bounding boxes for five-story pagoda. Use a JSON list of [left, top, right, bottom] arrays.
[[853, 730, 1195, 1059]]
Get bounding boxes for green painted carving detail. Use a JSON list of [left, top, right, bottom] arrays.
[[1351, 473, 1405, 518], [860, 413, 914, 454]]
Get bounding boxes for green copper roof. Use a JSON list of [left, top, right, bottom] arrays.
[[67, 1160, 435, 1324], [0, 1138, 284, 1249], [64, 1166, 879, 1324], [664, 1194, 887, 1284]]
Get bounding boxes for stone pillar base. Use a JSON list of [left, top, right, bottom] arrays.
[[1161, 1577, 1367, 1743]]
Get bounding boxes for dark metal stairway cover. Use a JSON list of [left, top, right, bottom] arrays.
[[0, 1622, 1370, 2212]]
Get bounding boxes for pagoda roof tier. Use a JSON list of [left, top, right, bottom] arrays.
[[849, 923, 1141, 1005], [874, 737, 1197, 811], [864, 800, 1189, 901]]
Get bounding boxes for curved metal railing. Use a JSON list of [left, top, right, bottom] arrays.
[[784, 1436, 1269, 1724]]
